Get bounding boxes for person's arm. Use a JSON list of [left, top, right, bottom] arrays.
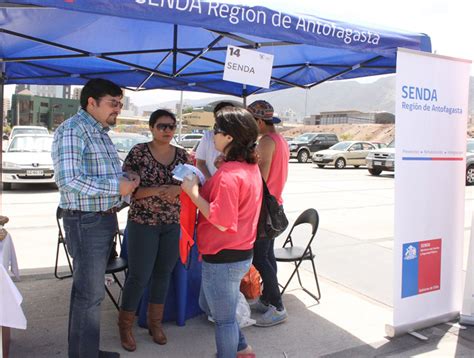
[[257, 135, 276, 181], [181, 175, 227, 231], [52, 127, 121, 196], [196, 159, 212, 180]]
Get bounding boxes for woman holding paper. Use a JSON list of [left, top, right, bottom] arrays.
[[118, 109, 189, 352], [182, 107, 263, 358]]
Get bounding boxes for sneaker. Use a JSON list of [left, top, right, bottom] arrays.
[[249, 298, 270, 313], [254, 305, 288, 327]]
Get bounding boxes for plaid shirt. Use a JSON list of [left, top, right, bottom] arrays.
[[52, 109, 122, 212]]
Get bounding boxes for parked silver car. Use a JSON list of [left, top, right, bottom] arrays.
[[2, 134, 55, 190], [312, 141, 376, 169], [108, 132, 149, 163]]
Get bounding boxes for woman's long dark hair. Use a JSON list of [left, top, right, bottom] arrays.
[[215, 107, 258, 164]]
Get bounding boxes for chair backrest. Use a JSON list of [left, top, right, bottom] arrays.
[[283, 208, 319, 249], [293, 208, 319, 235]]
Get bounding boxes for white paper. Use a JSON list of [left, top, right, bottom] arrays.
[[0, 265, 27, 329], [172, 164, 206, 185]]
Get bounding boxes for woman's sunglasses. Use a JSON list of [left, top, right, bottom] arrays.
[[155, 123, 177, 131]]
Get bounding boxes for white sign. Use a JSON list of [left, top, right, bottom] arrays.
[[386, 48, 471, 337], [223, 46, 274, 88]]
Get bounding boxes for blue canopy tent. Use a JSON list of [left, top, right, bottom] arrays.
[[0, 0, 431, 150], [0, 1, 431, 95]]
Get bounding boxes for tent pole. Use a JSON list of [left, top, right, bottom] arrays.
[[242, 84, 247, 108], [178, 90, 183, 141], [0, 65, 4, 195]]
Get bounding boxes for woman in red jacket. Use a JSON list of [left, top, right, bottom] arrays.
[[182, 107, 262, 358]]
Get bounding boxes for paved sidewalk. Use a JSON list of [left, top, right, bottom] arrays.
[[8, 267, 474, 358]]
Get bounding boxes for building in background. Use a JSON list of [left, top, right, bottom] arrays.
[[15, 84, 72, 99], [3, 98, 11, 123], [9, 91, 80, 130], [71, 87, 81, 100], [304, 110, 395, 125], [279, 108, 299, 123], [183, 108, 214, 128]]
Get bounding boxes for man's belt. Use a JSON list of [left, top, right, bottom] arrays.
[[61, 207, 120, 216]]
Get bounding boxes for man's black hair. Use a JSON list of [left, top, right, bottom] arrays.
[[80, 78, 123, 110]]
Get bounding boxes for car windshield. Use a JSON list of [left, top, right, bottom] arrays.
[[110, 135, 148, 152], [12, 128, 48, 136], [8, 136, 53, 152], [467, 140, 474, 153], [388, 140, 395, 148], [294, 134, 316, 142], [329, 142, 352, 151]]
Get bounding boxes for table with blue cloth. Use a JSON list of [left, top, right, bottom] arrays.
[[121, 228, 203, 327]]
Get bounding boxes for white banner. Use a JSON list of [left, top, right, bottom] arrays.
[[461, 214, 474, 324], [387, 48, 471, 337], [223, 46, 274, 88]]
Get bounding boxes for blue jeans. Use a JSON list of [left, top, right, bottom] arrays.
[[63, 211, 118, 358], [121, 221, 180, 310], [199, 258, 252, 358], [252, 238, 283, 310]]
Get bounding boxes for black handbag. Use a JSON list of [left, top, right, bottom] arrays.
[[256, 178, 289, 240]]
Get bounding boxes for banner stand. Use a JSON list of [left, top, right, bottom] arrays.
[[385, 311, 459, 337], [460, 213, 474, 325]]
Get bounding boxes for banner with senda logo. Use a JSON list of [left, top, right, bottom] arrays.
[[386, 48, 471, 337]]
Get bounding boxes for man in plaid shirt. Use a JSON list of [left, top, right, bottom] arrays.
[[52, 78, 139, 358]]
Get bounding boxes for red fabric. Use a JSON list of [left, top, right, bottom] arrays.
[[265, 132, 289, 205], [197, 161, 262, 255], [179, 192, 197, 264]]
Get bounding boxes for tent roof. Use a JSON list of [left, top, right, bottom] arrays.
[[0, 1, 431, 97]]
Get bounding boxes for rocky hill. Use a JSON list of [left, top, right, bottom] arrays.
[[280, 124, 395, 143]]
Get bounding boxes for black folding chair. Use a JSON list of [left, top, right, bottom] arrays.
[[54, 207, 127, 310], [54, 206, 73, 280], [274, 208, 321, 302]]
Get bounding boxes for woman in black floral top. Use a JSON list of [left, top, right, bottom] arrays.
[[118, 109, 189, 352]]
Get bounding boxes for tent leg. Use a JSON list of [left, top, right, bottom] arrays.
[[178, 90, 183, 141], [0, 71, 4, 196]]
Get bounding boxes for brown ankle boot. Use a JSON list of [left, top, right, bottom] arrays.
[[118, 309, 136, 352], [147, 303, 167, 345]]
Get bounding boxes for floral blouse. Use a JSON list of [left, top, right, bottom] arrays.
[[123, 143, 190, 225]]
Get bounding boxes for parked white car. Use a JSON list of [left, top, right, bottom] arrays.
[[175, 133, 203, 149], [2, 134, 55, 190], [9, 125, 49, 141], [366, 140, 395, 175]]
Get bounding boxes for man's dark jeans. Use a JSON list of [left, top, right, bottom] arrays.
[[63, 211, 117, 358], [252, 238, 283, 310]]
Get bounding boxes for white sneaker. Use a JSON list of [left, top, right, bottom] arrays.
[[254, 305, 288, 327]]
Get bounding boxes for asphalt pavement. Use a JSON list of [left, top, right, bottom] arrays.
[[3, 163, 474, 357]]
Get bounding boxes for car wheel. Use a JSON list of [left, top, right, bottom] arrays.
[[297, 150, 309, 163], [2, 183, 12, 190], [466, 165, 474, 185], [317, 164, 325, 168], [368, 168, 382, 176], [335, 158, 346, 169]]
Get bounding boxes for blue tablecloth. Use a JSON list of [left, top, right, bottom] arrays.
[[121, 227, 203, 327]]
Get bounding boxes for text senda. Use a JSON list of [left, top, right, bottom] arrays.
[[400, 85, 462, 115], [135, 0, 382, 47]]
